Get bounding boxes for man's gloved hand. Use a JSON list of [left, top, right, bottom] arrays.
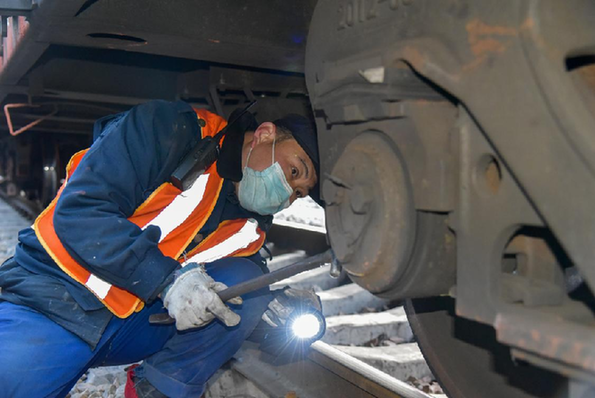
[[163, 263, 242, 331], [262, 287, 322, 328]]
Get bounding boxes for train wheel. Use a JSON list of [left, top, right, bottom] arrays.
[[405, 297, 568, 398]]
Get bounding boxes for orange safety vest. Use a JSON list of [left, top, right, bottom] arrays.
[[34, 109, 266, 318]]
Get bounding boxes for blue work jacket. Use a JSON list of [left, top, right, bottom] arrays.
[[0, 100, 271, 348]]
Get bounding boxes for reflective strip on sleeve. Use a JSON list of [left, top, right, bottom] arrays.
[[86, 274, 112, 299], [182, 219, 261, 266], [142, 174, 210, 242]]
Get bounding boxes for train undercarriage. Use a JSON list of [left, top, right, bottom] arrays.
[[1, 1, 595, 397]]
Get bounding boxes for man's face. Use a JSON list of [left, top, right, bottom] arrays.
[[241, 122, 317, 204]]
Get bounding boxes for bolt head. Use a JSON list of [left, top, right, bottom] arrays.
[[350, 186, 372, 214]]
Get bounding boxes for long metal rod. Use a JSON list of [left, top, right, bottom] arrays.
[[231, 340, 432, 398], [218, 249, 331, 301], [149, 249, 332, 324]]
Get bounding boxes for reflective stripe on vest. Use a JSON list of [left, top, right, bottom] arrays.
[[141, 173, 210, 243], [34, 162, 144, 317], [182, 219, 265, 267], [34, 108, 266, 318]]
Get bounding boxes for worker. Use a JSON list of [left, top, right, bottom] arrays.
[[0, 100, 320, 398]]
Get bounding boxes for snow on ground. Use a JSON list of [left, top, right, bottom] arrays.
[[273, 196, 325, 231], [67, 366, 129, 398], [0, 199, 30, 263]]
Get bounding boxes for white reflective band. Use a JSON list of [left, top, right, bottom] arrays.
[[142, 174, 210, 243], [86, 274, 112, 299], [183, 219, 260, 266]]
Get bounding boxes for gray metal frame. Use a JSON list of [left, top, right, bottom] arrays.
[[306, 0, 595, 386]]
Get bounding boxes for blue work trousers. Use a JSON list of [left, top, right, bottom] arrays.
[[0, 258, 271, 398]]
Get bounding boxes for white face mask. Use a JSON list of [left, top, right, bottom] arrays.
[[238, 137, 293, 215]]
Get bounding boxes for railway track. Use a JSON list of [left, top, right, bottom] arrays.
[[0, 195, 33, 265], [0, 196, 446, 397], [205, 199, 446, 398]]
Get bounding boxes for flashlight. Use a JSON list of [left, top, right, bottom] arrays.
[[254, 303, 326, 362], [287, 308, 326, 343]]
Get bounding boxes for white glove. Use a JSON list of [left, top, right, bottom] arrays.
[[262, 287, 322, 327], [163, 265, 242, 331]]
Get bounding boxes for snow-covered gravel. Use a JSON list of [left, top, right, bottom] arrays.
[[0, 199, 30, 264], [67, 366, 129, 398]]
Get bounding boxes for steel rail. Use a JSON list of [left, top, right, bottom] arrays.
[[310, 341, 432, 398], [0, 190, 40, 221], [231, 340, 434, 398]]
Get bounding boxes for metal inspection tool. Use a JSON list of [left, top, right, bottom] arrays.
[[149, 249, 333, 325]]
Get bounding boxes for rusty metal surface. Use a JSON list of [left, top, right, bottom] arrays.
[[323, 122, 456, 298], [4, 102, 58, 136], [306, 0, 595, 389], [307, 0, 595, 299], [495, 305, 595, 383], [324, 132, 415, 290], [501, 233, 566, 307], [0, 13, 47, 87], [406, 297, 568, 398]]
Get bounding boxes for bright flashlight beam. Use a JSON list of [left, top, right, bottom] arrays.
[[291, 313, 322, 339]]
